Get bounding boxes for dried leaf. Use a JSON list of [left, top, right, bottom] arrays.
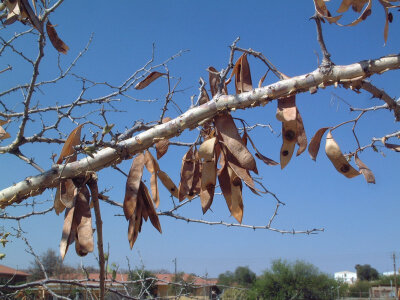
[[199, 85, 210, 105], [157, 170, 179, 198], [144, 150, 160, 207], [296, 110, 307, 156], [74, 185, 93, 256], [276, 96, 297, 122], [189, 150, 201, 198], [58, 179, 76, 209], [60, 206, 75, 260], [314, 0, 343, 23], [325, 132, 360, 178], [308, 127, 330, 161], [207, 66, 227, 97], [199, 138, 217, 214], [231, 53, 253, 94], [0, 126, 10, 140], [218, 163, 243, 223], [140, 182, 162, 233], [20, 0, 42, 34], [215, 114, 257, 172], [280, 121, 297, 169], [384, 143, 400, 152], [57, 124, 84, 164], [178, 146, 195, 201], [46, 21, 69, 54], [355, 154, 375, 183], [134, 71, 166, 90], [54, 183, 66, 215], [123, 153, 145, 220], [155, 139, 169, 159]]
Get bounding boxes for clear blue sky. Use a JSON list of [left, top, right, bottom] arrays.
[[1, 1, 399, 278]]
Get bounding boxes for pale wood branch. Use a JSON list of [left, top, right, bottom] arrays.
[[1, 53, 400, 207]]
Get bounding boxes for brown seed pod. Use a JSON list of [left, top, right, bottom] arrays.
[[325, 132, 360, 178]]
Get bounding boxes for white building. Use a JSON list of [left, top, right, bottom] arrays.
[[334, 271, 357, 284]]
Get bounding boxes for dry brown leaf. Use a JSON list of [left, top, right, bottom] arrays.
[[54, 183, 66, 215], [60, 206, 75, 260], [0, 126, 10, 140], [230, 53, 253, 94], [134, 71, 166, 90], [325, 132, 360, 178], [280, 121, 297, 169], [155, 139, 170, 160], [189, 150, 201, 198], [157, 170, 179, 198], [178, 146, 195, 201], [313, 0, 342, 23], [199, 85, 210, 105], [20, 0, 42, 34], [46, 21, 69, 54], [123, 153, 145, 220], [59, 179, 76, 209], [296, 110, 307, 156], [308, 127, 330, 161], [207, 66, 227, 97], [215, 114, 257, 172], [276, 96, 297, 123], [218, 164, 243, 224], [57, 124, 84, 164], [384, 142, 400, 152], [144, 150, 160, 207], [74, 185, 93, 256], [140, 182, 162, 233], [355, 154, 375, 183], [199, 137, 217, 214]]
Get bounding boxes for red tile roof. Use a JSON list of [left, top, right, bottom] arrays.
[[0, 265, 30, 277]]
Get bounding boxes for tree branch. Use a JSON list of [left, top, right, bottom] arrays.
[[1, 53, 400, 207]]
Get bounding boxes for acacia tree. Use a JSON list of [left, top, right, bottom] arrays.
[[0, 0, 399, 299]]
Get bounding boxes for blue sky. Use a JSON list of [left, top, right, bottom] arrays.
[[1, 1, 400, 278]]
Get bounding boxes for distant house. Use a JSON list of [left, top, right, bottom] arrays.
[[0, 265, 29, 285], [155, 273, 219, 299], [31, 272, 219, 299], [334, 270, 357, 284]]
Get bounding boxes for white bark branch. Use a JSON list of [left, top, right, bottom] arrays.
[[1, 53, 400, 207]]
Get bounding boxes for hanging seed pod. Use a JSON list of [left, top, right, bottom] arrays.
[[325, 132, 360, 178]]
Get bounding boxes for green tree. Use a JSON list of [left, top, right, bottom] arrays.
[[347, 280, 371, 298], [355, 264, 379, 281], [249, 259, 343, 300], [218, 266, 256, 287]]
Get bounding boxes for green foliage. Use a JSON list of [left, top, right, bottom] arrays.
[[377, 275, 400, 286], [221, 287, 251, 300], [128, 268, 157, 298], [355, 264, 379, 281], [218, 266, 256, 288], [249, 259, 343, 300], [347, 280, 371, 298]]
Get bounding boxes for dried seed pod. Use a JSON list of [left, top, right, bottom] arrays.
[[158, 170, 179, 198], [325, 132, 360, 178], [215, 114, 257, 172]]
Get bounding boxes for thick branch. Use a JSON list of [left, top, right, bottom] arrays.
[[1, 53, 400, 207]]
